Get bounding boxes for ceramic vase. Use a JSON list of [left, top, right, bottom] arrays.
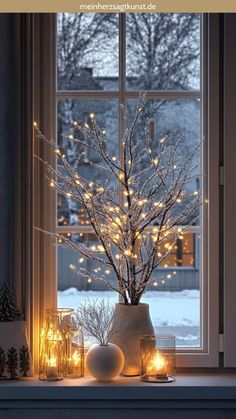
[[85, 343, 124, 381], [111, 303, 154, 376]]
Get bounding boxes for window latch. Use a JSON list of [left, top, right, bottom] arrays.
[[219, 166, 224, 186], [219, 334, 224, 353]]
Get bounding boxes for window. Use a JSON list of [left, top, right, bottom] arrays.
[[36, 13, 220, 367]]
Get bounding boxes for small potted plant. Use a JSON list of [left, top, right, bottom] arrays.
[[77, 299, 124, 381]]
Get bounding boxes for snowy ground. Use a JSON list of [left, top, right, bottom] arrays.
[[58, 289, 200, 348]]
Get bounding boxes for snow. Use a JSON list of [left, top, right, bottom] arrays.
[[58, 289, 200, 347]]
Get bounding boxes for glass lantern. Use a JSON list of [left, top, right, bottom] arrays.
[[39, 308, 84, 380], [140, 334, 176, 383], [65, 313, 84, 379], [39, 308, 72, 381]]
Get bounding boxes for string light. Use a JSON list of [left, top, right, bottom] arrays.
[[153, 159, 158, 166], [36, 92, 201, 305]]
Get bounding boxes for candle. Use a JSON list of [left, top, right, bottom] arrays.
[[47, 357, 59, 379], [72, 350, 81, 367], [148, 351, 168, 378]]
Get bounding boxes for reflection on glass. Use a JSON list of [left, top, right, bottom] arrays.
[[57, 100, 118, 226], [57, 13, 118, 90], [126, 13, 200, 91], [158, 233, 196, 268]]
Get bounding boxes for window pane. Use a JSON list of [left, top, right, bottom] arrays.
[[127, 99, 201, 226], [57, 234, 117, 345], [57, 99, 119, 226], [57, 232, 201, 348], [57, 13, 119, 90], [57, 233, 118, 291], [142, 290, 200, 347], [126, 13, 200, 91]]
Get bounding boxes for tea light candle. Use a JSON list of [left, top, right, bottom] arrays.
[[47, 357, 59, 379], [148, 351, 168, 378], [140, 334, 175, 383]]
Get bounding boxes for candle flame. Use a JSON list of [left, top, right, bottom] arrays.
[[48, 357, 57, 367], [147, 351, 168, 375], [72, 351, 81, 366]]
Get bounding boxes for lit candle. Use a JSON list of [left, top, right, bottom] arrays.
[[148, 351, 168, 378], [72, 350, 81, 367], [47, 357, 59, 379]]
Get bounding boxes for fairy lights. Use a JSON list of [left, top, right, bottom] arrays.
[[34, 93, 201, 305]]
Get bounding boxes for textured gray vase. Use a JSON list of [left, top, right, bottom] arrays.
[[111, 303, 154, 376]]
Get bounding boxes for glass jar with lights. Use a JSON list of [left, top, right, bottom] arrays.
[[65, 312, 84, 378], [39, 308, 84, 381], [140, 334, 176, 383]]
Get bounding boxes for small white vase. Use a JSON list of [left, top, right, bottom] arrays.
[[85, 343, 124, 381]]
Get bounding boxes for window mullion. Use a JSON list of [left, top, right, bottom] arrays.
[[56, 90, 201, 100]]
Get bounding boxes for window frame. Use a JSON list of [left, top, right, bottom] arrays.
[[33, 13, 220, 369]]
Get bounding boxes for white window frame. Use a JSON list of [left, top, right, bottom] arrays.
[[33, 13, 220, 369]]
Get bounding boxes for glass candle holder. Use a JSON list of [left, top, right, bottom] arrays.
[[39, 308, 72, 381], [65, 313, 84, 379], [140, 334, 176, 383], [39, 308, 84, 380]]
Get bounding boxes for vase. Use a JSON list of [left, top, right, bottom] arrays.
[[111, 303, 154, 376], [85, 343, 124, 381]]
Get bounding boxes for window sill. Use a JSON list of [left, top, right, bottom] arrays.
[[0, 374, 236, 409]]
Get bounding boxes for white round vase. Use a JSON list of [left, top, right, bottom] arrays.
[[85, 343, 124, 381]]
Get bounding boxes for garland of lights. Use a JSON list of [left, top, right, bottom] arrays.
[[35, 93, 205, 305]]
